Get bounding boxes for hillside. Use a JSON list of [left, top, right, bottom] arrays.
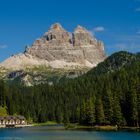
[[87, 51, 139, 76], [0, 51, 140, 127]]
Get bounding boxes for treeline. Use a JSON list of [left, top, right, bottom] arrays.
[[0, 52, 140, 127]]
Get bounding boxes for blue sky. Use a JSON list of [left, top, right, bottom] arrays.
[[0, 0, 140, 61]]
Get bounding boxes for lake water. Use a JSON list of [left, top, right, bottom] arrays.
[[0, 125, 140, 140]]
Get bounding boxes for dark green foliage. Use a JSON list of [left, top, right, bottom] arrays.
[[95, 96, 105, 125], [0, 51, 140, 127], [87, 51, 137, 76]]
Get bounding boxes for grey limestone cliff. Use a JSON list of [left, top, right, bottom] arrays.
[[24, 23, 106, 68], [1, 23, 106, 70]]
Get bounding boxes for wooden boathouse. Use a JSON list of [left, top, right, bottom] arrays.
[[0, 116, 26, 127]]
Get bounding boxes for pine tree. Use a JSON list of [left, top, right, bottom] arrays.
[[130, 85, 138, 126], [84, 98, 95, 125], [112, 95, 123, 126], [103, 86, 113, 124], [95, 96, 105, 125]]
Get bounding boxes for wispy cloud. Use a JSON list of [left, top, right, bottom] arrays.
[[135, 7, 140, 11], [113, 43, 128, 50], [108, 42, 140, 53], [0, 44, 7, 49], [93, 26, 105, 32], [106, 32, 140, 53], [137, 30, 140, 34], [134, 0, 140, 2], [113, 34, 140, 42], [89, 26, 106, 36]]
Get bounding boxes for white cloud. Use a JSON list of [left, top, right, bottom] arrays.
[[90, 26, 106, 36], [93, 26, 105, 32], [0, 44, 7, 49]]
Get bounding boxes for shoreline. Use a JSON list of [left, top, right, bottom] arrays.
[[64, 124, 140, 131], [32, 121, 59, 126], [1, 122, 140, 132], [32, 122, 140, 131], [0, 124, 33, 128]]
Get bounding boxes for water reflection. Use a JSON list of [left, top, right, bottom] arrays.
[[0, 125, 140, 140]]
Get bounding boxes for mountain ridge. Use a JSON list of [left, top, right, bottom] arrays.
[[0, 23, 106, 70], [87, 51, 139, 76]]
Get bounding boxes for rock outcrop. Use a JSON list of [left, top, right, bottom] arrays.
[[1, 23, 106, 70]]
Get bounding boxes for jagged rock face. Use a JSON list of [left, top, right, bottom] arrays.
[[73, 25, 96, 46], [0, 23, 106, 86], [43, 23, 71, 46], [24, 23, 106, 68]]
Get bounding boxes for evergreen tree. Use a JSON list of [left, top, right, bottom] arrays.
[[112, 95, 124, 126], [84, 98, 95, 125], [95, 96, 105, 125]]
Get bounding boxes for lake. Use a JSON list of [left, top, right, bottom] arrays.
[[0, 125, 140, 140]]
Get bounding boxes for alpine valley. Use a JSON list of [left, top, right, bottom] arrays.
[[0, 23, 140, 128]]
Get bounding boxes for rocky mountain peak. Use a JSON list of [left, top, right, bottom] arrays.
[[49, 23, 63, 31], [41, 23, 70, 47], [73, 25, 96, 46], [74, 25, 90, 34], [1, 23, 106, 70]]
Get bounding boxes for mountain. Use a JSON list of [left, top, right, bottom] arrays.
[[0, 23, 106, 85], [1, 23, 106, 70], [1, 51, 140, 126], [87, 51, 139, 76]]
